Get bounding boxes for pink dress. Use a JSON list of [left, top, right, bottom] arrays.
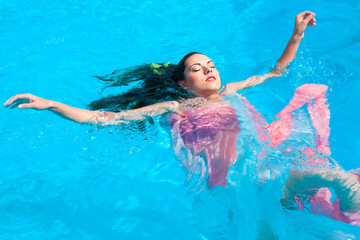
[[169, 102, 241, 188], [168, 84, 360, 226]]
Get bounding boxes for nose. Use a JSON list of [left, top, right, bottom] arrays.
[[204, 66, 212, 74]]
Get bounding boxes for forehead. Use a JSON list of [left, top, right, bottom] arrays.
[[185, 54, 212, 67]]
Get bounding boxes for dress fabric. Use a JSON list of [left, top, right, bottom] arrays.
[[169, 84, 360, 225]]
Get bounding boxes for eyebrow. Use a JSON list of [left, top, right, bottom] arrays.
[[189, 61, 213, 69]]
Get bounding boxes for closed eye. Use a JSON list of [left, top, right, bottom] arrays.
[[208, 61, 215, 68]]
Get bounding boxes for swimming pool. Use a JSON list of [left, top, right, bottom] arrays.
[[1, 0, 359, 239]]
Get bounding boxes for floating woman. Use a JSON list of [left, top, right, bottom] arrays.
[[4, 11, 360, 227]]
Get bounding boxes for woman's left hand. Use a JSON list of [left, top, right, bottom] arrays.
[[293, 11, 316, 39]]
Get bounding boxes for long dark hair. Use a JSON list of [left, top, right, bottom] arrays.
[[88, 52, 201, 112]]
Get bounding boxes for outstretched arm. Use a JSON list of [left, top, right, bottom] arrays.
[[224, 11, 316, 94], [87, 101, 182, 124], [3, 93, 181, 124]]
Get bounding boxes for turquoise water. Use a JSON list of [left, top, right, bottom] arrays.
[[1, 0, 360, 239]]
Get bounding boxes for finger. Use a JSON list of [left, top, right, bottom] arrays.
[[7, 99, 32, 109], [304, 15, 315, 25], [4, 94, 34, 106], [18, 103, 35, 109], [3, 96, 19, 106], [309, 16, 316, 22], [297, 12, 315, 23], [298, 10, 315, 18], [4, 95, 24, 106], [309, 19, 316, 26]]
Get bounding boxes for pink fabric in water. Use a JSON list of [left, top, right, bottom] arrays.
[[170, 84, 331, 188], [309, 188, 352, 224], [266, 84, 330, 157], [304, 169, 360, 226], [241, 84, 331, 167], [170, 84, 360, 225], [238, 84, 330, 158], [170, 103, 241, 187]]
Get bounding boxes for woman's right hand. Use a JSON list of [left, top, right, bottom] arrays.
[[3, 93, 52, 110]]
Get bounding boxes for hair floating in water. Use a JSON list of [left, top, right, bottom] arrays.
[[88, 63, 191, 112]]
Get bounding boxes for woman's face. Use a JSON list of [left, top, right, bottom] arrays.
[[179, 54, 221, 98]]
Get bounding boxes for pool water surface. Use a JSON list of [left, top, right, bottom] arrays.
[[1, 0, 360, 239]]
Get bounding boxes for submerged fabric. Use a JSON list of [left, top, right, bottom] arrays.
[[169, 84, 360, 226], [169, 84, 331, 188], [286, 168, 360, 225], [169, 102, 241, 187], [300, 169, 360, 226]]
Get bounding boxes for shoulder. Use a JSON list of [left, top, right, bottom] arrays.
[[222, 83, 238, 95]]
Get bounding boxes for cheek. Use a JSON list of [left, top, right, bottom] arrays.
[[187, 74, 202, 86]]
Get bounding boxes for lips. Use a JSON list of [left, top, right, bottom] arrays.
[[206, 76, 216, 82]]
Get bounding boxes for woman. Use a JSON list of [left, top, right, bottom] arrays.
[[3, 10, 315, 185], [4, 11, 359, 223]]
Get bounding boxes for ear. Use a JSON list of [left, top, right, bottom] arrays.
[[178, 80, 188, 89]]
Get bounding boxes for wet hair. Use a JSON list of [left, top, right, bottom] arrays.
[[88, 52, 202, 112]]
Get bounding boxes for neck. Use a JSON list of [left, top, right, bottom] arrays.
[[195, 87, 224, 99]]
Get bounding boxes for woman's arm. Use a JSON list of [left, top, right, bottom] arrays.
[[224, 11, 316, 95], [89, 100, 182, 124], [3, 93, 96, 123], [3, 93, 181, 124]]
